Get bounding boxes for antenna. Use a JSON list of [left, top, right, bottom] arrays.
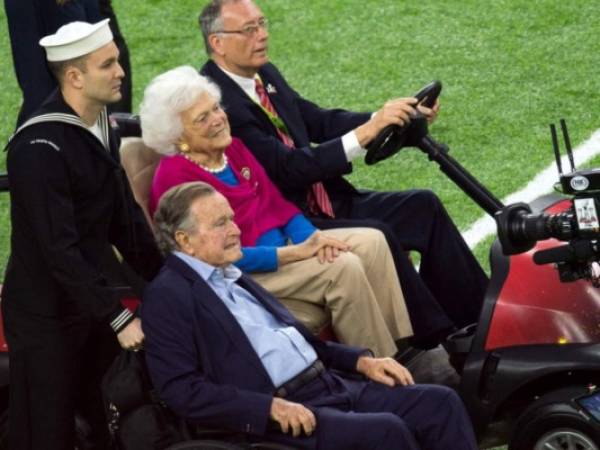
[[550, 123, 563, 175], [560, 119, 576, 172]]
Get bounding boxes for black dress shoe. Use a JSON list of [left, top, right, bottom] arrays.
[[394, 346, 424, 366], [411, 326, 457, 351], [448, 352, 467, 375], [394, 338, 425, 366]]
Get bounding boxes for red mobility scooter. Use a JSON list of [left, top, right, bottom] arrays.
[[365, 81, 600, 449]]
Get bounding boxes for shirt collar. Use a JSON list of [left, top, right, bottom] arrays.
[[218, 65, 259, 103], [173, 251, 242, 283]]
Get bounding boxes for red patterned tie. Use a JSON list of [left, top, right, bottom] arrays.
[[255, 78, 335, 218]]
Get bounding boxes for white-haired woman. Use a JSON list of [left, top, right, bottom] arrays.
[[140, 65, 413, 357]]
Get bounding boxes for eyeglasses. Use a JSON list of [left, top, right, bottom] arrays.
[[214, 18, 268, 37]]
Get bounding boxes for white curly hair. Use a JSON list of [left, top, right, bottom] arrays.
[[139, 65, 222, 155]]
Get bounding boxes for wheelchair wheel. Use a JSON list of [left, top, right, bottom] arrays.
[[249, 443, 299, 450], [165, 440, 246, 450], [0, 410, 6, 450]]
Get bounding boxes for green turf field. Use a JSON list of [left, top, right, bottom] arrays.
[[2, 2, 599, 448]]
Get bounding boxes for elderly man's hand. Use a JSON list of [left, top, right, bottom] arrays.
[[270, 397, 317, 437], [356, 355, 414, 387], [117, 317, 145, 351]]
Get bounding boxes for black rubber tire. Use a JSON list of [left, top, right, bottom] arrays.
[[0, 410, 7, 450], [249, 443, 298, 450], [165, 439, 300, 450], [510, 394, 600, 450], [165, 440, 246, 450]]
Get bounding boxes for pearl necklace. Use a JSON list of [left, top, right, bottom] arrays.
[[183, 153, 228, 173]]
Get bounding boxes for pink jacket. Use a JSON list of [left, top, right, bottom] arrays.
[[150, 138, 300, 246]]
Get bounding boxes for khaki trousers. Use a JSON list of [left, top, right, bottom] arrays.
[[251, 228, 413, 357]]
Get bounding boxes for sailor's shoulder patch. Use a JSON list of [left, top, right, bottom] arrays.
[[29, 139, 60, 152]]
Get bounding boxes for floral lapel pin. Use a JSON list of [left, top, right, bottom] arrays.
[[241, 167, 251, 180]]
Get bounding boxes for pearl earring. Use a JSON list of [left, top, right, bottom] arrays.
[[179, 142, 190, 153]]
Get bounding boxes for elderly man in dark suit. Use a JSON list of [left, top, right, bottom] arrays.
[[142, 181, 479, 450], [198, 0, 489, 350]]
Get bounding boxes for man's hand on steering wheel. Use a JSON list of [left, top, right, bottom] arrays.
[[418, 98, 440, 124], [354, 97, 418, 147], [364, 80, 443, 165]]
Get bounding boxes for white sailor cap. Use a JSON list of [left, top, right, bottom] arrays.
[[39, 19, 113, 62]]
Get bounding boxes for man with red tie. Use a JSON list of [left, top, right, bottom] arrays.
[[199, 0, 489, 350]]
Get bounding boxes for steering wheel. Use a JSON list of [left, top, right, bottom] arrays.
[[365, 80, 442, 165]]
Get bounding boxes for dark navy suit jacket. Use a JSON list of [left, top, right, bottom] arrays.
[[142, 255, 366, 436], [201, 60, 371, 213]]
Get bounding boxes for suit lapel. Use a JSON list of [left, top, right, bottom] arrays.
[[256, 67, 303, 146], [259, 72, 288, 119], [237, 275, 296, 326], [203, 61, 259, 113], [238, 275, 320, 348], [203, 61, 296, 145], [165, 255, 273, 381]]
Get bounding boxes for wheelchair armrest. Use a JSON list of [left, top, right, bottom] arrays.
[[187, 423, 248, 443], [188, 425, 300, 450], [249, 443, 299, 450], [165, 439, 245, 450]]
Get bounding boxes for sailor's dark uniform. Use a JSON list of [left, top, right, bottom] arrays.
[[3, 90, 161, 450]]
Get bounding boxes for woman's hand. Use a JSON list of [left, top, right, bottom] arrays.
[[277, 231, 349, 265]]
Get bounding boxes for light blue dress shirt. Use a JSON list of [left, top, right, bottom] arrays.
[[174, 251, 317, 387]]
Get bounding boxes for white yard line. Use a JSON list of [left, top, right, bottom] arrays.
[[462, 129, 600, 249]]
